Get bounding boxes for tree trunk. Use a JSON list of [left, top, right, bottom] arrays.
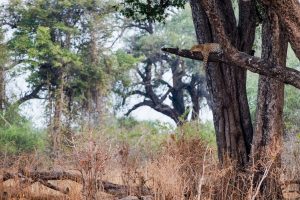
[[52, 71, 64, 156], [262, 0, 300, 59], [251, 9, 288, 198], [252, 8, 288, 163], [89, 19, 105, 128], [188, 74, 202, 120], [0, 66, 5, 112], [170, 57, 186, 122], [189, 0, 255, 166]]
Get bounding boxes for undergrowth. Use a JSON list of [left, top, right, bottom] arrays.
[[0, 120, 298, 199]]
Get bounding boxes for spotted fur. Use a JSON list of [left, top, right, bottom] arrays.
[[190, 43, 222, 69]]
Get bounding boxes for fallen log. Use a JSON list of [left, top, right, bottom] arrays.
[[1, 170, 152, 198]]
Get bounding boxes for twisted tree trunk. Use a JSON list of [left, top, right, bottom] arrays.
[[189, 0, 255, 166]]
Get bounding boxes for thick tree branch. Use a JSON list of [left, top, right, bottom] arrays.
[[125, 99, 179, 123], [162, 1, 300, 90], [122, 90, 148, 105], [156, 79, 172, 88], [127, 90, 147, 97], [162, 47, 300, 89], [159, 87, 173, 103], [262, 0, 300, 59], [238, 0, 256, 52], [161, 48, 226, 63], [15, 83, 45, 105], [125, 100, 154, 116]]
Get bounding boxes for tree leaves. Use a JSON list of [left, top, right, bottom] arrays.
[[121, 0, 186, 22]]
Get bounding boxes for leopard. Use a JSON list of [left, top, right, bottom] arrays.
[[190, 43, 222, 69]]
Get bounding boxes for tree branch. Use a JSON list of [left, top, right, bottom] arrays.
[[122, 90, 148, 105], [125, 99, 179, 123], [15, 84, 45, 105], [156, 79, 172, 88], [262, 0, 300, 59], [161, 48, 226, 63], [125, 101, 153, 116], [162, 46, 300, 90], [200, 0, 300, 89]]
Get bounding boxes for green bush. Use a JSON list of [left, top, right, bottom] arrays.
[[0, 123, 45, 155], [176, 121, 216, 146], [104, 117, 216, 155]]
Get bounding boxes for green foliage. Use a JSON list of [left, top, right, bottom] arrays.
[[0, 29, 8, 66], [177, 121, 216, 146], [128, 6, 196, 51], [0, 106, 45, 155], [121, 0, 186, 22], [102, 117, 173, 155], [4, 0, 133, 125], [112, 50, 141, 89], [0, 105, 26, 127], [0, 123, 45, 155], [102, 117, 216, 158], [7, 0, 84, 86], [115, 6, 200, 112]]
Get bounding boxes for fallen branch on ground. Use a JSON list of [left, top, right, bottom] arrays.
[[1, 170, 152, 198]]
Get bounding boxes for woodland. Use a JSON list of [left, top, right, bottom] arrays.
[[0, 0, 300, 199]]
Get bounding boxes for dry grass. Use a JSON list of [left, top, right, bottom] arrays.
[[1, 130, 299, 200]]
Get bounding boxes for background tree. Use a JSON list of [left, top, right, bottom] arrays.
[[121, 0, 300, 169], [116, 7, 209, 125], [3, 0, 137, 155], [0, 28, 7, 112]]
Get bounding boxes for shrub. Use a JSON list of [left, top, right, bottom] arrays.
[[0, 123, 45, 155]]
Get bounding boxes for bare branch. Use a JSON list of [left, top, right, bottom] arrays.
[[121, 90, 148, 105], [159, 87, 173, 103], [15, 83, 45, 105], [125, 101, 153, 116], [128, 90, 147, 97], [156, 79, 172, 88]]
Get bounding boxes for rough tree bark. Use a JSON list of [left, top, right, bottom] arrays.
[[188, 0, 256, 166], [262, 0, 300, 59], [252, 9, 288, 161], [163, 0, 300, 165], [251, 8, 288, 198]]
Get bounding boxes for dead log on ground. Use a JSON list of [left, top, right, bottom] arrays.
[[1, 171, 152, 198]]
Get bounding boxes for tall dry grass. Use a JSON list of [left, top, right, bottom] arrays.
[[140, 134, 286, 200], [1, 126, 299, 200]]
